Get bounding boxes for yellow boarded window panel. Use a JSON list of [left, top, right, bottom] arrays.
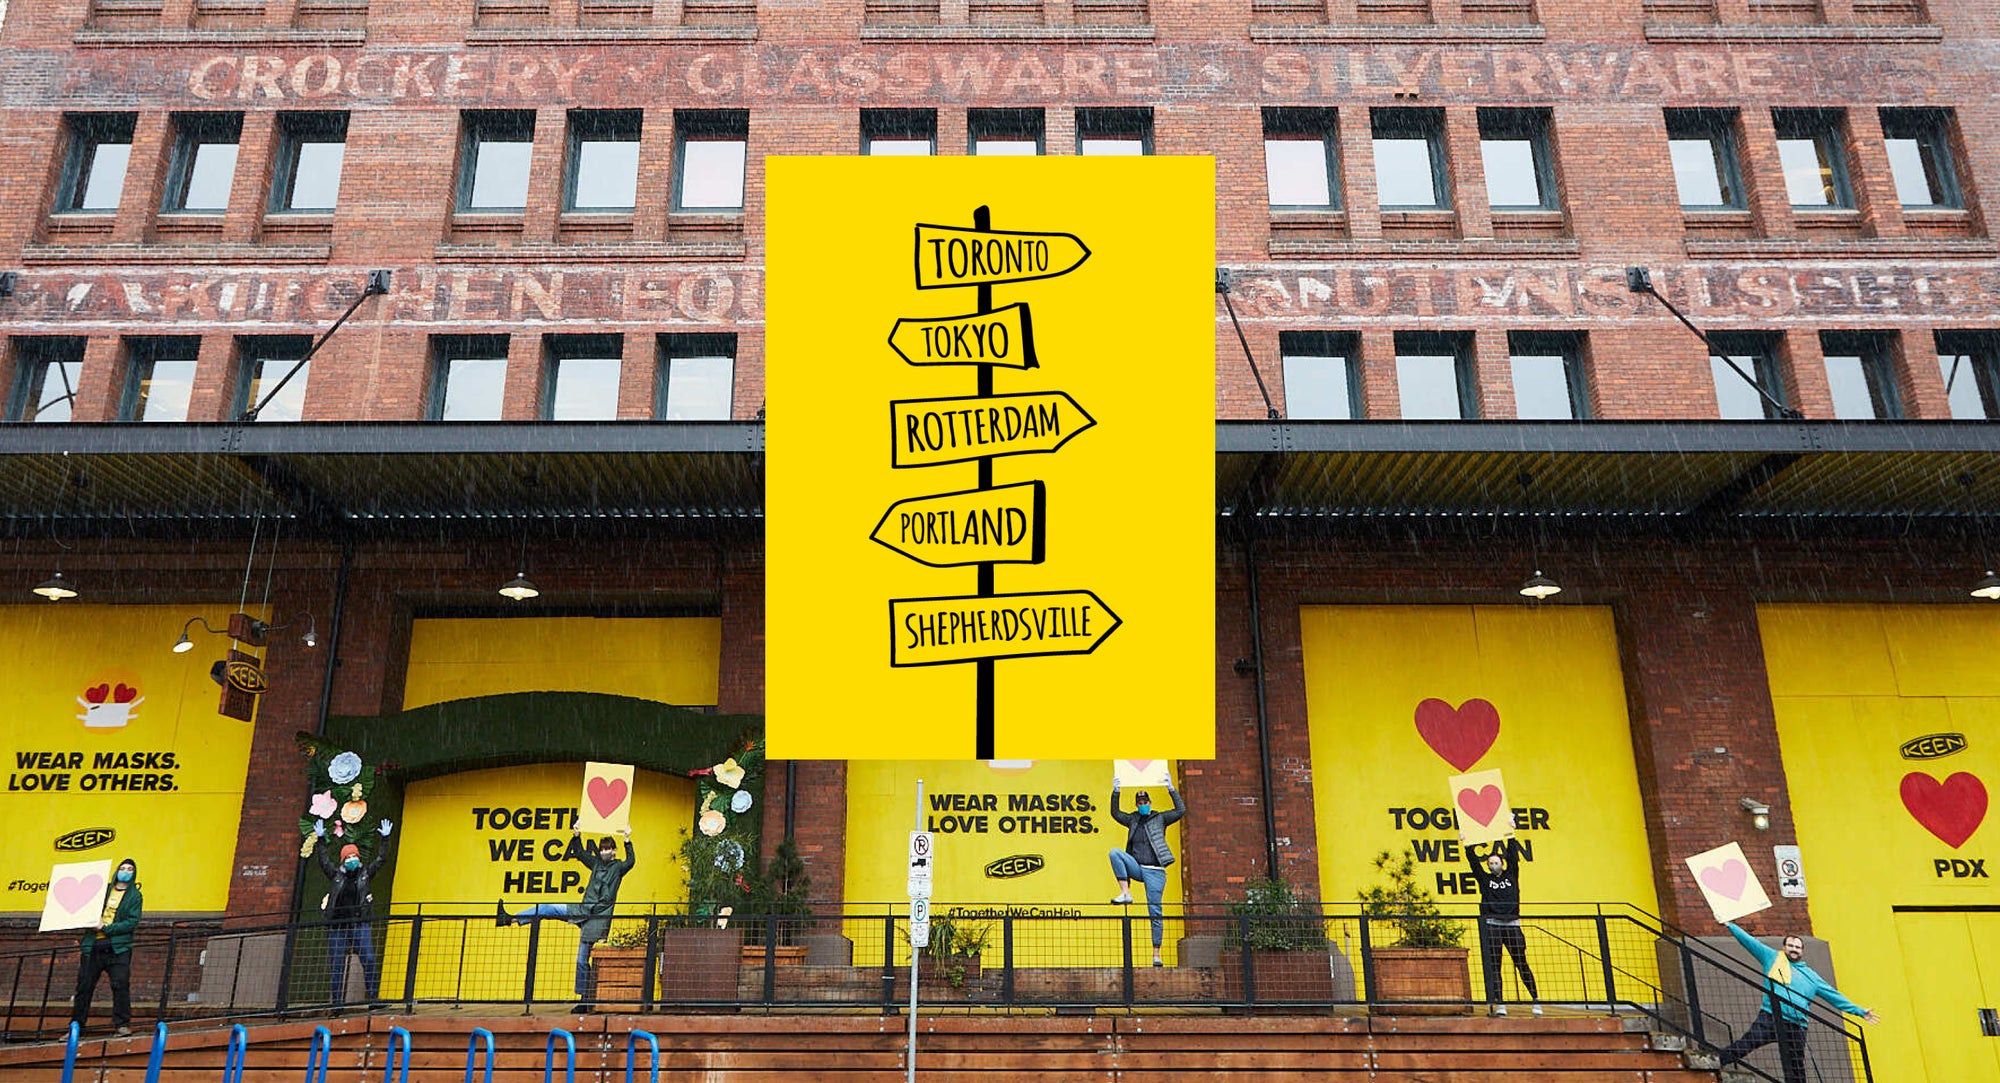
[[401, 617, 721, 710]]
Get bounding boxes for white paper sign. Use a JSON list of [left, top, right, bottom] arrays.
[[1773, 845, 1807, 899], [1686, 841, 1774, 924], [39, 860, 113, 933]]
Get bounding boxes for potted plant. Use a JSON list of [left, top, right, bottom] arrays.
[[899, 915, 992, 992], [1220, 875, 1336, 1004], [1358, 849, 1470, 1014], [659, 831, 748, 1004], [740, 839, 813, 969], [590, 923, 651, 1004]]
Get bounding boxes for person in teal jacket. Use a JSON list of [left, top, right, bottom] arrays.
[[70, 857, 142, 1036], [1718, 922, 1880, 1083]]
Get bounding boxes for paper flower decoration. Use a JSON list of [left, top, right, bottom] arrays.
[[714, 840, 745, 872], [328, 752, 363, 785], [731, 790, 753, 814], [332, 821, 345, 837], [300, 836, 317, 858], [349, 783, 363, 800], [309, 791, 337, 818], [699, 809, 726, 836], [711, 758, 745, 789], [340, 799, 367, 824]]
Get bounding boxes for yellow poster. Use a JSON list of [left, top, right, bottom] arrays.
[[1684, 841, 1772, 924], [400, 617, 721, 710], [0, 605, 254, 914], [1448, 768, 1513, 847], [766, 156, 1216, 760], [39, 859, 112, 932], [575, 761, 635, 835]]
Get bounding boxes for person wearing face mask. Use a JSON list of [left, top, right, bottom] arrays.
[[496, 826, 634, 1012], [1107, 779, 1185, 968], [1468, 837, 1539, 1016], [69, 857, 142, 1036], [317, 824, 392, 1007], [1707, 923, 1879, 1082]]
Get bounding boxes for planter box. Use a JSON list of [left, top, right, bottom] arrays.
[[740, 944, 808, 968], [1219, 949, 1336, 1004], [589, 945, 648, 1004], [657, 927, 743, 1004], [1366, 946, 1472, 1015]]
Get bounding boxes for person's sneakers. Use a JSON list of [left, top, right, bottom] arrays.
[[1152, 958, 1164, 968], [1530, 1003, 1544, 1016], [570, 1003, 593, 1014], [495, 900, 511, 927], [115, 1027, 132, 1037], [1111, 892, 1133, 904], [1489, 1004, 1508, 1017]]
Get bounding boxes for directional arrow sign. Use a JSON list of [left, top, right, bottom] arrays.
[[891, 392, 1096, 469], [871, 481, 1045, 569], [915, 224, 1090, 289], [889, 303, 1037, 369], [890, 590, 1121, 667]]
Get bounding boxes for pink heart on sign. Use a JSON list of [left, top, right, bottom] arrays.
[[1127, 760, 1155, 772], [586, 777, 629, 819], [53, 874, 104, 913], [1698, 860, 1749, 901], [1456, 785, 1504, 827]]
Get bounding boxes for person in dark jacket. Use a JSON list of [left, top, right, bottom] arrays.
[[498, 826, 633, 1011], [1468, 838, 1539, 1016], [70, 857, 142, 1036], [318, 830, 392, 1007], [1107, 780, 1185, 967]]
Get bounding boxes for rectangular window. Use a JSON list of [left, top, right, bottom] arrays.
[[969, 108, 1044, 156], [658, 333, 736, 420], [1263, 107, 1339, 210], [59, 114, 135, 214], [1708, 333, 1787, 420], [1935, 331, 2000, 420], [1880, 108, 1962, 209], [1479, 109, 1557, 211], [163, 113, 243, 213], [1818, 332, 1901, 420], [565, 110, 641, 212], [1078, 107, 1152, 156], [1508, 332, 1588, 420], [121, 337, 201, 422], [6, 338, 86, 423], [1773, 109, 1852, 209], [458, 111, 536, 213], [544, 334, 624, 421], [235, 336, 313, 422], [1372, 109, 1449, 210], [1279, 331, 1360, 420], [271, 112, 347, 213], [674, 110, 748, 211], [430, 335, 510, 421], [1665, 108, 1744, 210], [1394, 331, 1474, 419], [862, 109, 937, 156]]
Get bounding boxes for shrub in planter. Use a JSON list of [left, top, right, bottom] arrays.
[[1220, 876, 1335, 1003], [1358, 849, 1471, 1014]]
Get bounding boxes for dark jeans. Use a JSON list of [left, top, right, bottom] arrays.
[[1478, 920, 1538, 1002], [70, 945, 132, 1030], [1720, 1010, 1809, 1083], [327, 921, 380, 1005]]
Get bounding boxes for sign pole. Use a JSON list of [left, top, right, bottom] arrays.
[[971, 205, 997, 761], [908, 778, 923, 1083]]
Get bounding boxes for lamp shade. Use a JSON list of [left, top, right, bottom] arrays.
[[498, 573, 540, 601], [1518, 570, 1562, 600], [1972, 571, 2000, 600], [32, 572, 77, 600]]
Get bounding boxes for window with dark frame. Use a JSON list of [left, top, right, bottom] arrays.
[[1507, 332, 1589, 420], [1371, 109, 1449, 211], [1818, 332, 1902, 420], [235, 335, 314, 422], [657, 333, 736, 420], [1880, 108, 1962, 210], [862, 108, 937, 156], [1935, 331, 2000, 421], [457, 111, 536, 213], [1773, 109, 1852, 209], [543, 334, 625, 421], [271, 112, 347, 213], [1279, 331, 1360, 420], [429, 335, 510, 421], [1665, 108, 1745, 210], [565, 110, 642, 212], [1478, 108, 1558, 211], [58, 114, 136, 214], [674, 110, 749, 212], [121, 337, 201, 422], [1263, 107, 1340, 210], [6, 338, 87, 423], [1394, 331, 1475, 419], [163, 113, 243, 213], [969, 108, 1044, 156], [1707, 333, 1788, 420], [1078, 107, 1152, 156]]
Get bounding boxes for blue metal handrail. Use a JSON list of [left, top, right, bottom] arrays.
[[144, 1021, 170, 1083], [305, 1026, 333, 1083], [545, 1027, 576, 1083], [221, 1023, 247, 1083], [465, 1027, 496, 1083], [382, 1026, 412, 1083], [626, 1029, 660, 1083], [61, 1022, 80, 1083]]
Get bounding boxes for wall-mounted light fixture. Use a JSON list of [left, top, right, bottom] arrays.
[[1740, 797, 1771, 831], [171, 612, 316, 653], [32, 571, 78, 600], [1518, 571, 1563, 600]]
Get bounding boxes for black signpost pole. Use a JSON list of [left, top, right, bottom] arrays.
[[972, 205, 997, 761]]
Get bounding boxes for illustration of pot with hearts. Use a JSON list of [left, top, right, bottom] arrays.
[[76, 682, 143, 729]]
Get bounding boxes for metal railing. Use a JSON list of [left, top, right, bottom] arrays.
[[0, 900, 1869, 1081]]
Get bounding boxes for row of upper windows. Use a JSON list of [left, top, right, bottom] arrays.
[[1280, 329, 2000, 422], [5, 333, 737, 423], [50, 103, 1966, 224]]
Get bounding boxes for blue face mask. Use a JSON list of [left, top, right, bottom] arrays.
[[1135, 803, 1151, 815], [344, 858, 361, 871], [115, 869, 133, 884]]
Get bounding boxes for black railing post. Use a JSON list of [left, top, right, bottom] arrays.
[[1121, 915, 1135, 1007], [763, 913, 778, 1005], [881, 913, 896, 1013], [274, 916, 298, 1014], [1594, 915, 1617, 1011], [522, 915, 541, 1015], [7, 954, 25, 1036], [40, 949, 56, 1035], [403, 915, 424, 1011], [1680, 938, 1706, 1047], [155, 931, 178, 1026], [1001, 916, 1014, 1007], [1240, 915, 1256, 1007], [1357, 915, 1374, 1007], [642, 913, 659, 1011]]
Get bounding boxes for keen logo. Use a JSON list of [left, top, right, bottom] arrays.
[[54, 828, 116, 853], [224, 660, 268, 696], [1902, 733, 1968, 761], [984, 854, 1044, 879]]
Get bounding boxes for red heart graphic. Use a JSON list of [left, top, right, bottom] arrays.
[[53, 874, 105, 913], [1901, 771, 1987, 849], [586, 777, 629, 819], [1456, 785, 1504, 828], [1414, 699, 1501, 772], [1698, 860, 1749, 901]]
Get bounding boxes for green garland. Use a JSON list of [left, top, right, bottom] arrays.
[[293, 733, 394, 864]]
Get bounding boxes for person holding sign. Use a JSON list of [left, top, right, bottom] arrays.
[[69, 858, 142, 1036], [1467, 839, 1540, 1016], [1107, 779, 1185, 967], [497, 826, 635, 1012], [1715, 924, 1879, 1082]]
